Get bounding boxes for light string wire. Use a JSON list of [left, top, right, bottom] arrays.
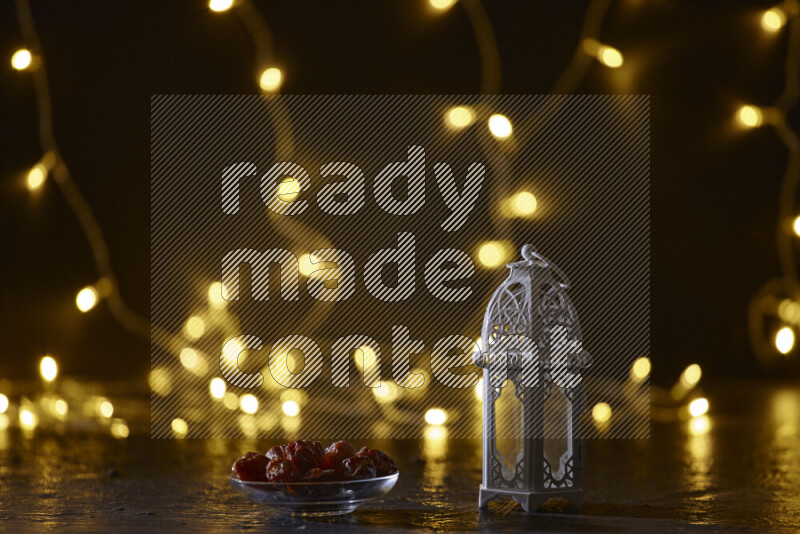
[[14, 0, 794, 434], [749, 3, 800, 364], [13, 0, 166, 344]]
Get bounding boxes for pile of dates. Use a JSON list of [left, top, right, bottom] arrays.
[[231, 440, 397, 483]]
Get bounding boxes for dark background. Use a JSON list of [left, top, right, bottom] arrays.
[[1, 0, 797, 385]]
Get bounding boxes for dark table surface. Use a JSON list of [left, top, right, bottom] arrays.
[[0, 381, 798, 533]]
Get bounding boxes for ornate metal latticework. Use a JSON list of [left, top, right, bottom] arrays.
[[475, 245, 591, 513]]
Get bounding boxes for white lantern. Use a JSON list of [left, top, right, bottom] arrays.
[[475, 245, 591, 512]]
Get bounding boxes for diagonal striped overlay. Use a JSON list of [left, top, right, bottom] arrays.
[[151, 95, 649, 440]]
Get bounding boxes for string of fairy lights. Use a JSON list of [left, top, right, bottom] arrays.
[[5, 0, 797, 439]]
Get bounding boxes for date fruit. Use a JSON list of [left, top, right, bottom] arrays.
[[231, 452, 269, 482]]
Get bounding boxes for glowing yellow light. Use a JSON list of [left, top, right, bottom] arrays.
[[259, 67, 283, 92], [180, 348, 199, 371], [477, 241, 509, 268], [424, 408, 447, 426], [776, 326, 795, 354], [372, 382, 399, 403], [354, 345, 378, 369], [598, 46, 623, 68], [737, 105, 763, 128], [54, 399, 68, 416], [26, 163, 47, 191], [75, 286, 99, 312], [680, 364, 702, 387], [184, 316, 205, 339], [430, 0, 457, 10], [630, 356, 651, 382], [149, 367, 171, 396], [762, 8, 786, 32], [275, 177, 300, 202], [171, 418, 188, 436], [689, 415, 710, 435], [240, 394, 258, 414], [793, 216, 800, 237], [11, 49, 32, 70], [475, 378, 484, 401], [223, 391, 239, 410], [0, 414, 8, 431], [511, 191, 537, 216], [40, 356, 58, 382], [282, 400, 300, 417], [488, 114, 513, 139], [209, 0, 234, 12], [297, 253, 318, 277], [592, 402, 612, 424], [445, 106, 474, 129], [207, 282, 227, 308], [583, 39, 623, 68], [99, 401, 114, 418], [688, 397, 709, 417], [779, 298, 800, 324], [0, 394, 8, 413], [210, 377, 226, 399], [111, 419, 129, 439], [20, 409, 38, 429]]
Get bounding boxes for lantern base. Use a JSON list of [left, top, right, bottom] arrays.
[[478, 486, 581, 513]]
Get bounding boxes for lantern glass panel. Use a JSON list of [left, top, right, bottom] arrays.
[[543, 386, 573, 487], [494, 380, 523, 481]]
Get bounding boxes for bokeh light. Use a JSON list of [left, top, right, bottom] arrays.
[[737, 105, 763, 128], [761, 7, 786, 32], [171, 418, 188, 436], [184, 316, 205, 339], [54, 399, 68, 417], [592, 402, 612, 424], [424, 408, 447, 426], [598, 45, 623, 68], [282, 400, 300, 417], [180, 348, 203, 374], [20, 409, 38, 429], [509, 191, 537, 217], [276, 176, 300, 201], [40, 356, 58, 382], [150, 368, 171, 396], [240, 394, 258, 414], [26, 163, 46, 191], [630, 356, 651, 382], [488, 114, 513, 139], [259, 67, 283, 92], [477, 241, 510, 268], [209, 377, 226, 399], [0, 394, 8, 414], [689, 397, 709, 417], [354, 345, 379, 369], [775, 326, 795, 354], [110, 419, 129, 438], [680, 363, 702, 387], [75, 286, 99, 312], [207, 282, 227, 308], [689, 415, 710, 435], [11, 49, 32, 70], [445, 106, 474, 129], [429, 0, 457, 10], [372, 381, 399, 403], [209, 0, 234, 12], [99, 400, 114, 418]]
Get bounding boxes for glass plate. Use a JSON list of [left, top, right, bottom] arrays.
[[230, 472, 399, 516]]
